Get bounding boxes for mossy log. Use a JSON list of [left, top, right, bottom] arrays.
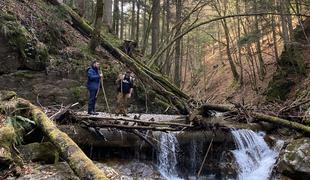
[[201, 103, 310, 134], [0, 126, 15, 168], [48, 0, 190, 114], [16, 98, 109, 180]]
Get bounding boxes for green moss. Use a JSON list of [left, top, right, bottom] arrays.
[[13, 70, 35, 78], [69, 86, 87, 103], [266, 44, 305, 101], [0, 91, 17, 101], [266, 71, 294, 101], [0, 12, 49, 71]]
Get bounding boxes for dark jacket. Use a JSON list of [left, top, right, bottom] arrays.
[[86, 66, 100, 90], [118, 73, 134, 94]]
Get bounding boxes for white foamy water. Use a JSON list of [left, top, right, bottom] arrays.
[[158, 132, 182, 180], [231, 129, 283, 180]]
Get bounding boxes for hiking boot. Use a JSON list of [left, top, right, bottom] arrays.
[[88, 112, 99, 115], [122, 113, 129, 117]]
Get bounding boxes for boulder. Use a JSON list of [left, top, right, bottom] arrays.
[[277, 138, 310, 179], [0, 36, 21, 74]]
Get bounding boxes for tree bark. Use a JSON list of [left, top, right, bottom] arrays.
[[113, 0, 120, 35], [120, 0, 124, 39], [136, 0, 140, 43], [90, 0, 104, 52], [174, 0, 182, 87], [151, 0, 160, 56], [103, 0, 113, 30], [131, 0, 136, 40]]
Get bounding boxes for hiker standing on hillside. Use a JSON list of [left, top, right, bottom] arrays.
[[86, 61, 102, 115], [115, 70, 134, 116]]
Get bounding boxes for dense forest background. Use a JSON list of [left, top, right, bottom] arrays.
[[63, 0, 310, 105]]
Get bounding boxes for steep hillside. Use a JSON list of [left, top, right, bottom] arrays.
[[0, 0, 154, 113], [185, 17, 310, 106]]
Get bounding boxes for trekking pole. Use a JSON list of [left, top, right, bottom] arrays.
[[100, 70, 112, 117]]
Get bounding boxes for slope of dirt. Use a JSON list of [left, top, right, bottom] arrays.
[[185, 18, 310, 107], [0, 0, 158, 113]]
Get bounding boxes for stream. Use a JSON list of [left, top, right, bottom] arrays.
[[9, 125, 284, 180]]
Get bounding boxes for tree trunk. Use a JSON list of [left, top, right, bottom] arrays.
[[271, 14, 279, 63], [136, 0, 140, 43], [201, 103, 310, 134], [174, 0, 182, 87], [254, 0, 265, 79], [90, 0, 104, 52], [130, 0, 136, 40], [103, 0, 113, 30], [142, 10, 151, 54], [151, 0, 160, 56], [236, 0, 243, 84], [222, 19, 239, 81], [120, 0, 124, 39], [16, 99, 109, 179], [76, 0, 85, 17], [113, 0, 120, 35]]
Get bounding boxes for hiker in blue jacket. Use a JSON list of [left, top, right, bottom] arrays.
[[86, 61, 102, 115]]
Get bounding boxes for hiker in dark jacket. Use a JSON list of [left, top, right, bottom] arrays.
[[86, 61, 102, 115], [115, 70, 134, 116]]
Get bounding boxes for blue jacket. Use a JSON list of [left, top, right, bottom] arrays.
[[86, 67, 100, 90]]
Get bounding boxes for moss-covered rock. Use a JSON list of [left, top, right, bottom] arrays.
[[0, 90, 16, 101], [277, 138, 310, 180], [266, 72, 294, 101], [0, 126, 16, 169], [0, 12, 49, 72]]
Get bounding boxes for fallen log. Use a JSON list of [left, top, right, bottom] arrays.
[[83, 120, 183, 131], [16, 99, 109, 180], [57, 125, 233, 147], [75, 115, 193, 127], [47, 0, 190, 114], [201, 103, 310, 134]]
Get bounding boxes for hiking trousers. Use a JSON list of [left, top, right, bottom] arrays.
[[88, 89, 98, 113], [115, 92, 130, 115]]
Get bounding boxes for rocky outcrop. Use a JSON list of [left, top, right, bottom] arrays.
[[17, 142, 59, 164], [277, 138, 310, 179]]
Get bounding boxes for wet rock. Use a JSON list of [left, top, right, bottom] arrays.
[[277, 138, 310, 179], [17, 142, 59, 164]]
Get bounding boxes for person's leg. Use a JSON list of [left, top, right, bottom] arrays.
[[115, 92, 122, 115], [93, 89, 98, 112], [123, 94, 129, 115], [88, 89, 97, 114]]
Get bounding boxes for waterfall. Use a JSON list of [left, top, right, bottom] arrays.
[[158, 132, 182, 180], [231, 129, 283, 180]]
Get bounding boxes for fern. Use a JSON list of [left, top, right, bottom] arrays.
[[5, 116, 36, 145]]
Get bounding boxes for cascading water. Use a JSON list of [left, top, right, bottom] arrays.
[[231, 129, 283, 180], [158, 132, 182, 180]]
